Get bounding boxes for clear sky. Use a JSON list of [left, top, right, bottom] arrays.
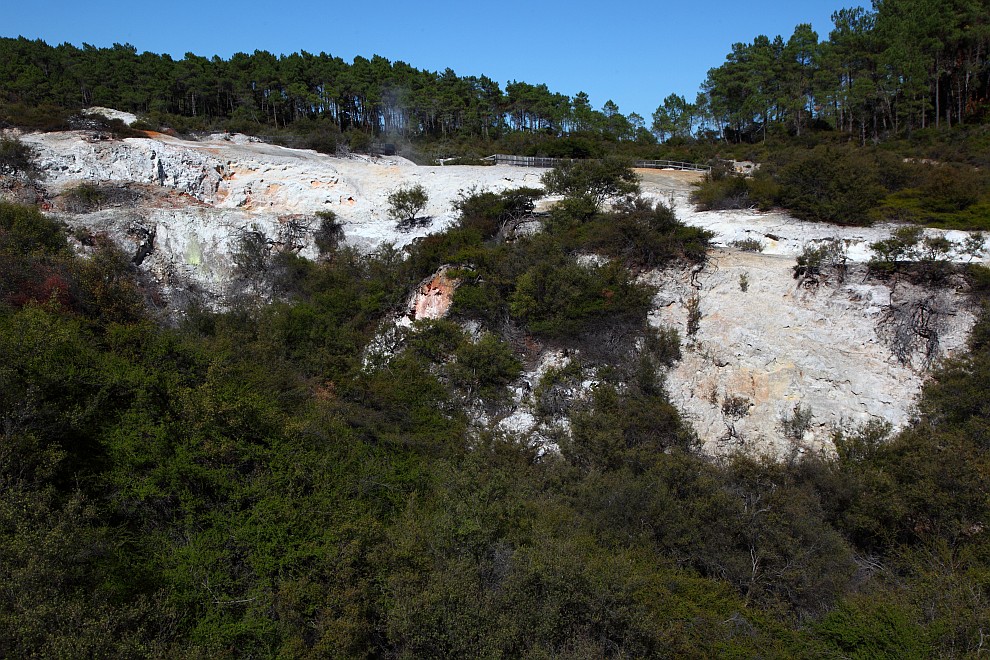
[[4, 0, 848, 119]]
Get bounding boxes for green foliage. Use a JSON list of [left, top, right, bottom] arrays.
[[0, 135, 36, 176], [405, 318, 467, 363], [776, 147, 886, 224], [816, 599, 931, 659], [0, 201, 68, 255], [447, 332, 522, 400], [872, 164, 990, 229], [781, 403, 813, 440], [61, 182, 106, 213], [540, 156, 640, 209], [731, 237, 765, 252], [793, 238, 847, 285], [691, 170, 752, 210], [869, 226, 923, 276], [585, 196, 712, 268], [919, 164, 983, 213], [453, 186, 543, 240], [567, 383, 695, 472], [387, 183, 429, 228], [685, 294, 702, 336], [313, 209, 344, 257], [509, 254, 653, 338], [645, 324, 682, 368], [232, 225, 272, 278], [533, 359, 584, 417]]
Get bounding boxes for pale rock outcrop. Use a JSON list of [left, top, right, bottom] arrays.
[[17, 129, 545, 306], [645, 250, 974, 455], [397, 266, 461, 328]]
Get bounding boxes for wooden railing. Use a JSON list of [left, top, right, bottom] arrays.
[[482, 154, 711, 172]]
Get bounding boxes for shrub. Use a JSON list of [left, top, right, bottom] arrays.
[[685, 294, 701, 336], [313, 210, 344, 257], [645, 325, 682, 368], [61, 183, 105, 213], [0, 135, 36, 176], [533, 359, 584, 417], [781, 404, 813, 440], [388, 184, 429, 229], [919, 164, 982, 213], [540, 156, 639, 209], [776, 147, 885, 225], [544, 195, 598, 232], [793, 238, 847, 286], [447, 332, 521, 399], [453, 186, 543, 240], [405, 318, 467, 363], [690, 172, 750, 210], [585, 196, 712, 268], [509, 256, 652, 338], [232, 225, 272, 278], [0, 202, 68, 256], [730, 238, 765, 252]]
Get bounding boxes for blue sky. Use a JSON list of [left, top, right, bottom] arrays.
[[5, 0, 848, 119]]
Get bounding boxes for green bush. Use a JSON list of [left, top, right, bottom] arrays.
[[0, 202, 68, 256], [919, 164, 983, 213], [313, 210, 344, 257], [586, 196, 712, 267], [793, 238, 847, 285], [388, 184, 430, 229], [0, 135, 36, 176], [540, 156, 639, 209], [691, 172, 751, 210], [453, 186, 543, 240], [509, 255, 653, 338], [777, 147, 886, 225], [405, 318, 467, 363], [446, 332, 521, 399], [61, 182, 105, 213]]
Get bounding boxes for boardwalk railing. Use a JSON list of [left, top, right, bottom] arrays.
[[482, 154, 710, 173]]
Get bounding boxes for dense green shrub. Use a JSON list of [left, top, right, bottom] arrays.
[[586, 196, 712, 267], [0, 135, 36, 176], [776, 147, 886, 225], [446, 332, 522, 399], [387, 183, 429, 228], [540, 156, 640, 209], [313, 209, 344, 256], [919, 164, 983, 213], [452, 186, 543, 240], [509, 254, 653, 338], [691, 170, 752, 210]]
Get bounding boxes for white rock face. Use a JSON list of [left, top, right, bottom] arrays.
[[25, 131, 225, 200], [83, 107, 139, 126], [19, 129, 547, 303], [645, 251, 974, 455]]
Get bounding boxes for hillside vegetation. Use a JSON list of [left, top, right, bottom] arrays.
[[3, 1, 990, 655], [3, 162, 990, 654]]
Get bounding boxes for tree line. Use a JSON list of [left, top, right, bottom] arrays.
[[0, 37, 650, 143], [689, 0, 990, 143], [3, 1, 988, 151]]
